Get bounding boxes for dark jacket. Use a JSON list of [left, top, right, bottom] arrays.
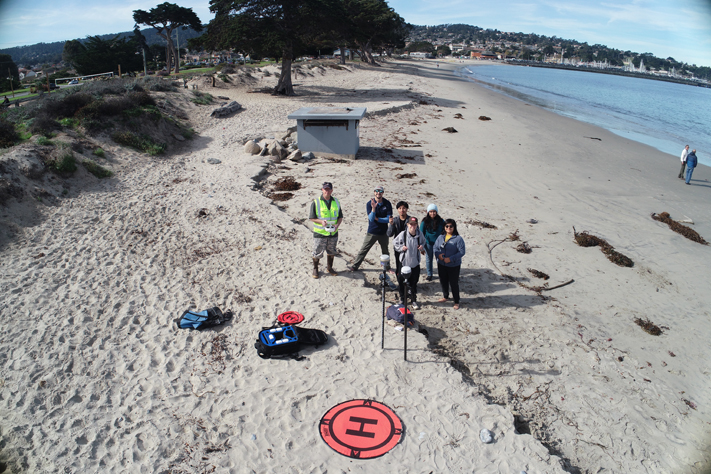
[[366, 198, 392, 235], [434, 234, 466, 267], [387, 216, 409, 238], [687, 152, 698, 169]]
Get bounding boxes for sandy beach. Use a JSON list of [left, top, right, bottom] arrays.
[[1, 59, 710, 473]]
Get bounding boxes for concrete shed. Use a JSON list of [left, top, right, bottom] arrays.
[[287, 107, 366, 159]]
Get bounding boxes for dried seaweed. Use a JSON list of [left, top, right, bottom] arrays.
[[516, 242, 532, 254], [509, 230, 520, 241], [573, 227, 634, 267], [396, 173, 417, 179], [528, 268, 550, 280], [270, 192, 294, 201], [463, 219, 497, 229], [651, 212, 708, 245], [273, 176, 301, 191], [454, 113, 464, 119], [197, 208, 209, 218], [442, 127, 458, 133], [478, 116, 492, 121], [634, 317, 663, 336]]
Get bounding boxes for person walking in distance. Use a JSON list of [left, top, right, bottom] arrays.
[[420, 204, 445, 281], [434, 219, 466, 310], [309, 182, 343, 278], [348, 186, 392, 271], [685, 149, 698, 185], [679, 145, 689, 179], [387, 201, 410, 275]]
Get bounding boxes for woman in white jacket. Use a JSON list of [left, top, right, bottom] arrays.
[[393, 217, 426, 309]]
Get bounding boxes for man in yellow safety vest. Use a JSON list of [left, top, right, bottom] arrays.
[[308, 182, 343, 278]]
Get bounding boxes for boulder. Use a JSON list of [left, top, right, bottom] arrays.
[[210, 101, 242, 118], [302, 151, 315, 161], [287, 150, 302, 162], [281, 126, 297, 140], [207, 158, 222, 164], [268, 140, 287, 159], [244, 140, 261, 154]]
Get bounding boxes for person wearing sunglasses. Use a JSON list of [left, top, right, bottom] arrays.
[[348, 186, 393, 271], [434, 219, 466, 310]]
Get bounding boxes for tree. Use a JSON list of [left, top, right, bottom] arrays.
[[436, 45, 451, 57], [133, 2, 203, 74], [0, 54, 21, 93], [71, 36, 143, 75], [62, 40, 86, 70], [349, 0, 407, 65], [198, 0, 342, 95]]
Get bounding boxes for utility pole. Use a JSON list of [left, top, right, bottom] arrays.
[[143, 48, 148, 77], [8, 68, 14, 97]]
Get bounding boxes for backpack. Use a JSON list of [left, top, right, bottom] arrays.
[[386, 304, 414, 325], [255, 325, 328, 359], [175, 307, 233, 330]]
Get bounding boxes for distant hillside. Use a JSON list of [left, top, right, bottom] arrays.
[[0, 27, 204, 67], [407, 24, 710, 80]]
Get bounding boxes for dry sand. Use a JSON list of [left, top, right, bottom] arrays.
[[0, 59, 710, 473]]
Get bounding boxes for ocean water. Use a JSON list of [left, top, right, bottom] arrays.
[[456, 64, 711, 166]]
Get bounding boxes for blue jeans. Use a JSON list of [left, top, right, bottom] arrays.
[[685, 166, 695, 184], [424, 242, 434, 277]]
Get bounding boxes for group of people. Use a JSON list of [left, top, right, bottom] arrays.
[[309, 182, 466, 310], [678, 145, 699, 185]]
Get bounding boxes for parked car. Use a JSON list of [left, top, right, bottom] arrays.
[[68, 79, 79, 85]]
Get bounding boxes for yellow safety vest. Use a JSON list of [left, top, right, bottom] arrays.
[[313, 197, 340, 236]]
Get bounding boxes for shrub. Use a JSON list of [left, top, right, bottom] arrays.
[[190, 91, 213, 105], [156, 70, 170, 77], [0, 119, 19, 148], [221, 65, 236, 74], [29, 114, 60, 136], [36, 136, 54, 146], [48, 152, 77, 173], [58, 117, 79, 128], [112, 131, 166, 155], [148, 80, 178, 92], [83, 160, 113, 178], [42, 92, 93, 119], [93, 148, 105, 158]]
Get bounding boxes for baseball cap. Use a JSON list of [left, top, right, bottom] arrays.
[[322, 182, 333, 189], [374, 186, 384, 193]]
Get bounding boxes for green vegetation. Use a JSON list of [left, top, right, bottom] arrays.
[[190, 91, 213, 105], [1, 88, 30, 97], [0, 54, 21, 93], [58, 117, 79, 129], [111, 131, 165, 155], [82, 159, 113, 178], [93, 147, 105, 158], [48, 152, 77, 173], [36, 136, 54, 146]]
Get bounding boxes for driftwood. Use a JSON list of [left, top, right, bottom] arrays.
[[210, 101, 242, 118]]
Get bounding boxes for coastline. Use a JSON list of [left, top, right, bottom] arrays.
[[0, 59, 709, 473]]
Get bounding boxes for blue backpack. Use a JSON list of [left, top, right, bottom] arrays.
[[175, 307, 233, 330]]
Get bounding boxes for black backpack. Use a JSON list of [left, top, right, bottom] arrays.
[[255, 325, 328, 359]]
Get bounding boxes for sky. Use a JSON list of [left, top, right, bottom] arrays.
[[0, 0, 710, 67]]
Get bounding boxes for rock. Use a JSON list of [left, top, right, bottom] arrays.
[[479, 429, 493, 444], [302, 152, 315, 161], [243, 140, 261, 154], [287, 150, 302, 162], [442, 127, 458, 133], [278, 139, 288, 147], [210, 101, 242, 118], [268, 140, 287, 159], [287, 144, 298, 153], [285, 137, 294, 144], [207, 158, 222, 164], [172, 133, 185, 142], [217, 95, 230, 100]]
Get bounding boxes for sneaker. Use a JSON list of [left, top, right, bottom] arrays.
[[347, 265, 358, 271], [425, 275, 432, 281], [411, 301, 420, 310]]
